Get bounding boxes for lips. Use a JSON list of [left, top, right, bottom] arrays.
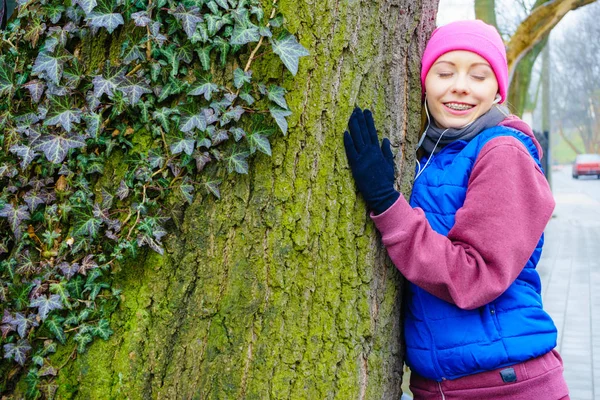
[[444, 102, 475, 111]]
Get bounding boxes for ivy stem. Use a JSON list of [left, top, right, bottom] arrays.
[[242, 0, 278, 74], [126, 64, 143, 77], [126, 185, 147, 241]]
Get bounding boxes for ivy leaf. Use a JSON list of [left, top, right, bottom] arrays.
[[193, 151, 212, 171], [92, 319, 113, 340], [45, 317, 67, 344], [152, 107, 178, 131], [196, 46, 211, 71], [79, 254, 98, 275], [0, 204, 31, 237], [233, 68, 251, 89], [84, 279, 108, 301], [259, 26, 272, 38], [267, 85, 288, 109], [226, 149, 249, 174], [74, 0, 97, 15], [73, 215, 102, 238], [23, 190, 46, 212], [239, 89, 255, 105], [269, 13, 284, 27], [14, 313, 39, 338], [118, 77, 151, 105], [83, 112, 103, 138], [92, 65, 125, 98], [215, 0, 229, 9], [121, 42, 145, 65], [116, 180, 129, 200], [0, 62, 16, 97], [230, 127, 246, 142], [180, 183, 194, 204], [270, 32, 310, 76], [204, 180, 221, 198], [270, 107, 293, 135], [45, 96, 83, 132], [45, 4, 65, 23], [180, 112, 207, 133], [131, 11, 151, 27], [73, 332, 92, 353], [220, 106, 245, 126], [169, 5, 203, 38], [30, 294, 63, 321], [86, 11, 125, 34], [205, 13, 227, 37], [170, 138, 195, 155], [34, 135, 86, 164], [9, 145, 38, 169], [50, 282, 71, 308], [212, 37, 230, 66], [230, 23, 260, 45], [248, 133, 272, 156], [32, 52, 68, 85], [3, 339, 31, 366], [188, 76, 219, 101], [22, 80, 46, 103]]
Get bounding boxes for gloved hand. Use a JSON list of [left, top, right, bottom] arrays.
[[344, 107, 399, 215]]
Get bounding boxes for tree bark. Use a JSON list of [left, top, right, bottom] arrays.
[[26, 1, 438, 398]]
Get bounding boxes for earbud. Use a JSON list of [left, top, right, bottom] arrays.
[[492, 94, 502, 104]]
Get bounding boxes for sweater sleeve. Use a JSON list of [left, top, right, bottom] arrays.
[[371, 136, 555, 310]]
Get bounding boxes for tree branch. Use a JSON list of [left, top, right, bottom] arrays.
[[506, 0, 597, 79]]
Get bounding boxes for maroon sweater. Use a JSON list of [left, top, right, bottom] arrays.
[[371, 117, 555, 309]]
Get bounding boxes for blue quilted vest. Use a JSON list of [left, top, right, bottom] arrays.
[[405, 126, 557, 381]]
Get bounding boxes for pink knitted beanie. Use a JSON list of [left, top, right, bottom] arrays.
[[421, 20, 508, 102]]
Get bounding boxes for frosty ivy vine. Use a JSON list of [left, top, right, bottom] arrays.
[[0, 0, 308, 396]]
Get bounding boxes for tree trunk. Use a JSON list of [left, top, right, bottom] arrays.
[[28, 1, 437, 398], [474, 0, 497, 26], [507, 35, 548, 116]]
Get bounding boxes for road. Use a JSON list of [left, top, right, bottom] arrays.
[[538, 165, 600, 400]]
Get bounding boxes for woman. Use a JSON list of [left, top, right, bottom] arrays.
[[343, 20, 569, 399]]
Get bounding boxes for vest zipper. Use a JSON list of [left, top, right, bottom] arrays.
[[437, 381, 446, 400]]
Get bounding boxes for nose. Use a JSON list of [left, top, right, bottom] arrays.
[[450, 73, 470, 95]]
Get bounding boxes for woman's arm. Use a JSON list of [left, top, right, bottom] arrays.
[[371, 136, 555, 309]]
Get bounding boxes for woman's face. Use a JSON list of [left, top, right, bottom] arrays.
[[424, 50, 499, 129]]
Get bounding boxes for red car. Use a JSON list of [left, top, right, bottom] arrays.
[[572, 153, 600, 179]]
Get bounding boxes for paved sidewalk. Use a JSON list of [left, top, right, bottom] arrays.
[[537, 168, 600, 400]]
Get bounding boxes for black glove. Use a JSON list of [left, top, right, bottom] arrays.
[[344, 107, 399, 214]]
